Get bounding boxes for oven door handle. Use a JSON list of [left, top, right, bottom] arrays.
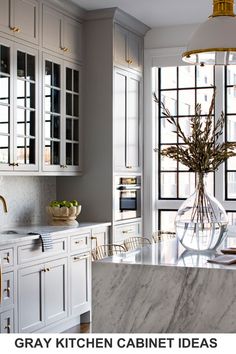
[[117, 185, 141, 190]]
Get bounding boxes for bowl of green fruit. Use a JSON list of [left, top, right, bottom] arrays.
[[47, 200, 81, 226]]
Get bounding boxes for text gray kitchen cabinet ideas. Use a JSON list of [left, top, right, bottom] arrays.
[[0, 0, 39, 45]]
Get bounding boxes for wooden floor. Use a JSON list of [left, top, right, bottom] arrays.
[[63, 323, 90, 333]]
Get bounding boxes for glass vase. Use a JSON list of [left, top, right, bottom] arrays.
[[175, 173, 228, 251]]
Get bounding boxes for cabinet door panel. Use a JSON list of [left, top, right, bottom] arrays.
[[44, 258, 68, 325], [114, 24, 127, 67], [64, 17, 83, 62], [0, 0, 11, 34], [0, 309, 14, 333], [1, 272, 14, 309], [42, 5, 62, 54], [126, 76, 140, 169], [71, 253, 90, 315], [114, 70, 126, 170], [18, 264, 44, 333], [128, 32, 142, 72], [14, 0, 39, 44]]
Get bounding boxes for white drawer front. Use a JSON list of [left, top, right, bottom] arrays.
[[114, 222, 141, 243], [0, 248, 14, 270], [18, 238, 67, 264], [70, 233, 90, 253]]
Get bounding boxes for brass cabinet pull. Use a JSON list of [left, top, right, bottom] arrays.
[[122, 229, 133, 234], [73, 254, 89, 261], [61, 47, 69, 53], [126, 166, 132, 169], [4, 325, 11, 332], [126, 59, 133, 64], [10, 26, 21, 33]]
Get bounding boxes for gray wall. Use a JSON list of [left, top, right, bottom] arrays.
[[0, 176, 56, 227]]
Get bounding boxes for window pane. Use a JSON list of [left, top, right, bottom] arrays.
[[73, 143, 79, 165], [227, 172, 236, 199], [160, 172, 177, 198], [74, 70, 79, 93], [196, 88, 214, 114], [160, 150, 177, 171], [0, 135, 9, 163], [73, 119, 79, 141], [0, 105, 9, 134], [197, 65, 214, 87], [179, 66, 195, 88], [27, 54, 35, 81], [227, 116, 236, 141], [0, 45, 10, 74], [178, 89, 195, 115], [160, 67, 177, 89], [0, 76, 9, 104], [160, 91, 177, 116], [160, 118, 177, 144], [178, 172, 195, 198], [17, 51, 25, 78], [66, 68, 72, 91]]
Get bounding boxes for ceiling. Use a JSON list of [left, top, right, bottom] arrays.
[[70, 0, 213, 28]]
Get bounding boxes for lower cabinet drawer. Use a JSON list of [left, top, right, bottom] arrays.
[[0, 248, 14, 270], [0, 271, 14, 310], [70, 232, 90, 253], [0, 309, 14, 333], [17, 237, 67, 264], [114, 221, 141, 243]]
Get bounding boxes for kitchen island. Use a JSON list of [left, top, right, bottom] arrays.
[[92, 236, 236, 333]]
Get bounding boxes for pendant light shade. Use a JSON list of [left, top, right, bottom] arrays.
[[182, 0, 236, 65]]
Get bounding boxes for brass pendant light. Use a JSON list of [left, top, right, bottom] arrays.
[[182, 0, 236, 65]]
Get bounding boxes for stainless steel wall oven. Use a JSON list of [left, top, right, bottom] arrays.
[[114, 176, 141, 221]]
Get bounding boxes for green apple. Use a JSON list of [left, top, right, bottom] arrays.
[[71, 200, 79, 206], [60, 201, 67, 207], [50, 201, 60, 207], [65, 201, 73, 208]]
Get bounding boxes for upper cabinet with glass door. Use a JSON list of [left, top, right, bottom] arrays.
[[43, 55, 82, 173], [42, 4, 83, 63], [0, 40, 38, 172], [0, 0, 39, 45]]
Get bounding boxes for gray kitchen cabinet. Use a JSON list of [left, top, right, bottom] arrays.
[[18, 257, 68, 332], [0, 309, 14, 333], [43, 54, 82, 173], [0, 0, 39, 45], [91, 226, 109, 250], [70, 252, 90, 316], [0, 272, 14, 309], [113, 220, 142, 244], [114, 23, 143, 73], [42, 4, 83, 62], [114, 68, 141, 172], [0, 39, 38, 172]]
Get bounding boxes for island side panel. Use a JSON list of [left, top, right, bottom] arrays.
[[92, 262, 236, 333]]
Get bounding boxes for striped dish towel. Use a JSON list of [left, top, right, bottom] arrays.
[[40, 233, 53, 252], [27, 232, 53, 252]]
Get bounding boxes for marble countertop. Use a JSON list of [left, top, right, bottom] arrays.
[[0, 222, 111, 245], [99, 236, 236, 270]]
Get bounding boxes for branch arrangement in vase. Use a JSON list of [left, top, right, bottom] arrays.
[[154, 90, 236, 174]]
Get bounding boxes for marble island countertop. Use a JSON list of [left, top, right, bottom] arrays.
[[99, 236, 236, 270], [0, 222, 111, 245]]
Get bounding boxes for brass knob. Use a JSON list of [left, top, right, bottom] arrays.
[[46, 268, 50, 272], [10, 26, 17, 32], [42, 268, 47, 272], [61, 47, 69, 53], [127, 59, 133, 64], [15, 27, 21, 33]]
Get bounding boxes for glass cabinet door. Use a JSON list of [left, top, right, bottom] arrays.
[[44, 59, 62, 168], [65, 65, 80, 169], [0, 44, 11, 169], [15, 50, 36, 168]]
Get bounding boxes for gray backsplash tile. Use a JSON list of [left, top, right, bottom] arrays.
[[0, 176, 56, 227]]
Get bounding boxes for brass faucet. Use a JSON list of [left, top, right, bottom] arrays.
[[0, 195, 8, 213]]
